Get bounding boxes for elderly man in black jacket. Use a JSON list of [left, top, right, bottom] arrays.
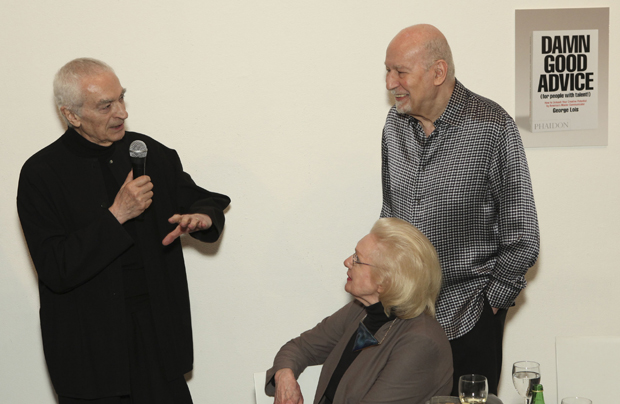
[[17, 58, 230, 404]]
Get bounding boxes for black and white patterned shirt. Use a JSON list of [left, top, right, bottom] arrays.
[[381, 80, 539, 340]]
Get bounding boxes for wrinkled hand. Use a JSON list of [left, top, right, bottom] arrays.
[[162, 213, 213, 246], [109, 170, 153, 224], [274, 368, 303, 404]]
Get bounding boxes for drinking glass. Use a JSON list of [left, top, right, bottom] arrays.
[[561, 398, 592, 404], [512, 361, 541, 404], [458, 374, 488, 403]]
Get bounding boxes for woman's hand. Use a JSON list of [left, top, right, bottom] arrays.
[[274, 368, 303, 404]]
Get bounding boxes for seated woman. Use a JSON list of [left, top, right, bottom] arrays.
[[265, 218, 453, 404]]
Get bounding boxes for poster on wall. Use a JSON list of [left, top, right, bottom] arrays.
[[530, 30, 598, 132], [515, 8, 608, 147]]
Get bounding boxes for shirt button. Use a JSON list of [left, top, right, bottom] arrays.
[[101, 202, 107, 208], [109, 159, 113, 164]]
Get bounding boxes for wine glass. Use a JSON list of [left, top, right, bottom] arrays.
[[561, 398, 592, 404], [458, 374, 488, 403], [512, 361, 541, 404]]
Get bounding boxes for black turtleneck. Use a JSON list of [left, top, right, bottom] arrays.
[[322, 301, 396, 403]]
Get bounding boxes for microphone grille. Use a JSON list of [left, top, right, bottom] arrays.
[[129, 140, 148, 158]]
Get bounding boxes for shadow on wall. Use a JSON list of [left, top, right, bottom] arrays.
[[15, 217, 60, 403], [515, 116, 530, 132], [180, 205, 231, 256]]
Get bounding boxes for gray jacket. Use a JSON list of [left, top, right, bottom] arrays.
[[266, 301, 453, 404]]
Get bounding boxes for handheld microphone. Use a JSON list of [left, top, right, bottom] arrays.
[[129, 140, 148, 178], [129, 140, 148, 221]]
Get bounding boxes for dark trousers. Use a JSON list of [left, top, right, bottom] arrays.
[[449, 298, 507, 396]]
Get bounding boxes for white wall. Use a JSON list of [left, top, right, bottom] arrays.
[[1, 1, 618, 403]]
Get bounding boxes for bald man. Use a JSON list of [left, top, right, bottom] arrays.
[[380, 25, 539, 395]]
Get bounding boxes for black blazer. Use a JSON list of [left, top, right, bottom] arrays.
[[17, 129, 230, 399]]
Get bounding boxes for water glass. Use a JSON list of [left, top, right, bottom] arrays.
[[512, 360, 541, 404], [458, 374, 488, 403]]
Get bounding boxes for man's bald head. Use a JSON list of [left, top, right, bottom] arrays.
[[385, 24, 456, 127], [389, 24, 455, 82]]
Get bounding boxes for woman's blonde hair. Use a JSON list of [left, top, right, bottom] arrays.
[[369, 218, 442, 319]]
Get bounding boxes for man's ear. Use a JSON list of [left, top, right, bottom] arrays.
[[432, 59, 448, 86], [61, 106, 81, 128]]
